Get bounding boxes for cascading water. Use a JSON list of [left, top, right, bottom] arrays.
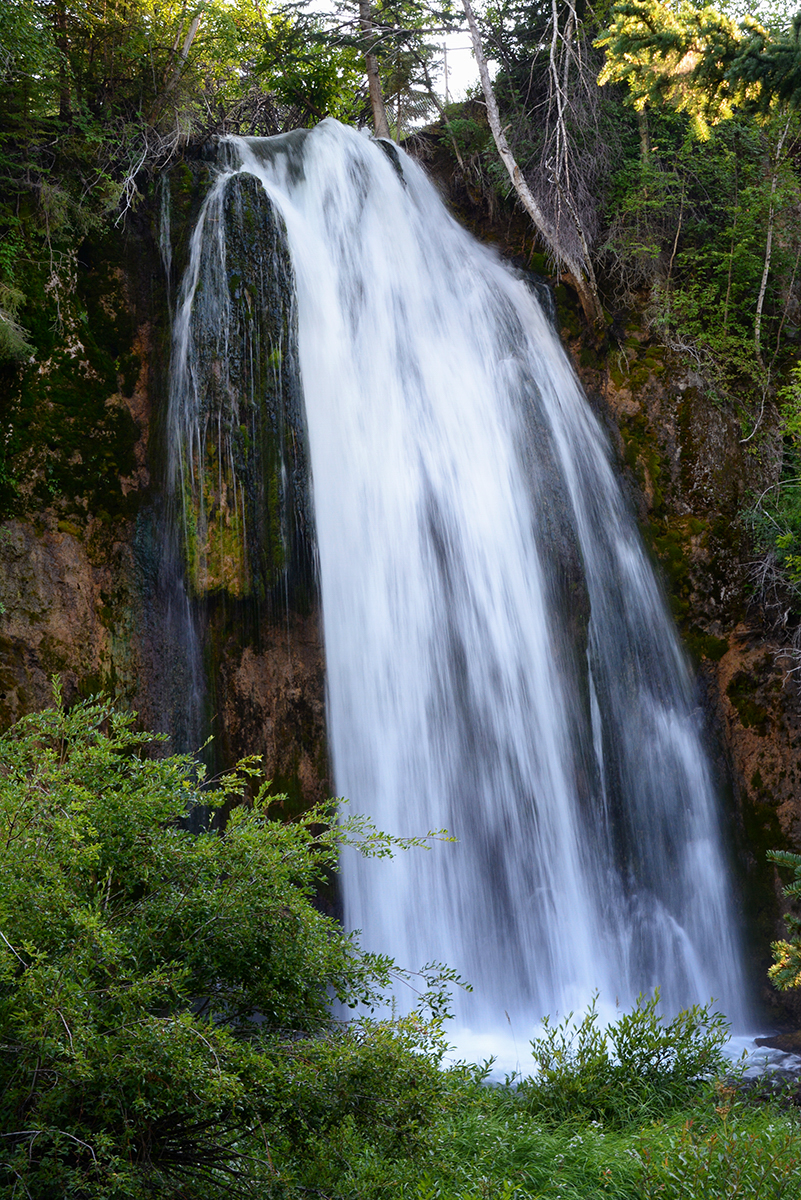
[[170, 119, 748, 1051], [164, 156, 316, 771]]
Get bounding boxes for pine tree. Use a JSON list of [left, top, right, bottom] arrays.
[[597, 1, 801, 139]]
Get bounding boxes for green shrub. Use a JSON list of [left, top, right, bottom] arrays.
[[1, 692, 797, 1199], [518, 991, 730, 1128], [746, 362, 801, 597], [0, 689, 447, 1197], [767, 845, 801, 990], [637, 1093, 801, 1200]]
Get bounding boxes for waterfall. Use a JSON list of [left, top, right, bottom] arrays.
[[170, 119, 748, 1047]]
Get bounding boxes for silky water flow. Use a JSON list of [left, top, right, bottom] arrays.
[[169, 120, 748, 1062]]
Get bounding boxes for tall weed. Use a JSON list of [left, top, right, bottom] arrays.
[[518, 991, 730, 1127]]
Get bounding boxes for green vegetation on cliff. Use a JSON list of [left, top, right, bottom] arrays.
[[442, 1, 801, 625], [0, 0, 366, 523], [592, 2, 801, 615], [0, 694, 799, 1199], [769, 842, 801, 989]]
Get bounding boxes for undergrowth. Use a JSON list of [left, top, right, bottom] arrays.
[[266, 998, 800, 1200], [269, 1065, 800, 1200]]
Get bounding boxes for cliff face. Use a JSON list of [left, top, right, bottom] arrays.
[[567, 325, 801, 1021], [0, 161, 329, 804], [0, 212, 156, 728], [0, 515, 138, 723]]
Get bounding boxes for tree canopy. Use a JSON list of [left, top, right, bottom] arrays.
[[0, 0, 368, 134], [597, 1, 801, 137]]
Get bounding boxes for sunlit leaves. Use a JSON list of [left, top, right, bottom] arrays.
[[597, 1, 801, 138], [767, 846, 801, 989]]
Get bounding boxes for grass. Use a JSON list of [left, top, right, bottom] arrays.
[[257, 995, 801, 1199], [266, 1056, 801, 1200]]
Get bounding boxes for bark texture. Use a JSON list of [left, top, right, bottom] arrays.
[[359, 0, 391, 140], [461, 0, 604, 330]]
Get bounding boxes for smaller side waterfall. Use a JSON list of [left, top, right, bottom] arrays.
[[162, 153, 320, 766], [167, 120, 749, 1047], [168, 166, 313, 611]]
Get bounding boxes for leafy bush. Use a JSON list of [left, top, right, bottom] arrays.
[[0, 690, 447, 1197], [518, 991, 730, 1128], [302, 1071, 800, 1200], [1, 692, 798, 1199], [767, 845, 801, 991], [637, 1091, 801, 1200], [746, 363, 801, 602]]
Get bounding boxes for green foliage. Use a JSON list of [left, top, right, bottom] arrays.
[[0, 283, 33, 361], [767, 845, 801, 989], [312, 0, 459, 139], [586, 1, 801, 621], [517, 991, 731, 1128], [636, 1094, 801, 1200], [269, 1050, 800, 1200], [0, 0, 366, 378], [601, 102, 794, 365], [0, 220, 147, 522], [746, 361, 801, 593], [0, 690, 454, 1197], [0, 0, 355, 131], [591, 0, 801, 467], [779, 361, 801, 437], [256, 13, 364, 123], [597, 1, 801, 138], [443, 114, 489, 155], [0, 701, 796, 1200], [473, 0, 800, 406]]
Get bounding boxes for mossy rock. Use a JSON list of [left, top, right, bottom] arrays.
[[553, 284, 581, 337], [684, 627, 728, 663], [0, 221, 147, 525], [174, 171, 315, 614], [727, 671, 770, 735], [609, 360, 628, 388]]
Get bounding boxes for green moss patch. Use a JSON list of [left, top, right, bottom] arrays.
[[0, 224, 145, 525], [684, 627, 729, 662], [726, 671, 769, 735]]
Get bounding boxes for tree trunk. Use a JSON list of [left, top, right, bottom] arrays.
[[723, 145, 739, 336], [637, 110, 650, 163], [148, 10, 204, 126], [755, 115, 791, 366], [359, 0, 391, 139], [461, 0, 604, 331], [162, 12, 204, 100], [54, 1, 71, 121]]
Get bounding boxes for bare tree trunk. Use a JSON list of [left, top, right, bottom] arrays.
[[461, 0, 604, 330], [163, 12, 204, 98], [359, 0, 391, 139], [637, 110, 650, 163], [723, 150, 739, 336], [666, 178, 685, 296], [755, 114, 791, 366], [148, 9, 205, 125]]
